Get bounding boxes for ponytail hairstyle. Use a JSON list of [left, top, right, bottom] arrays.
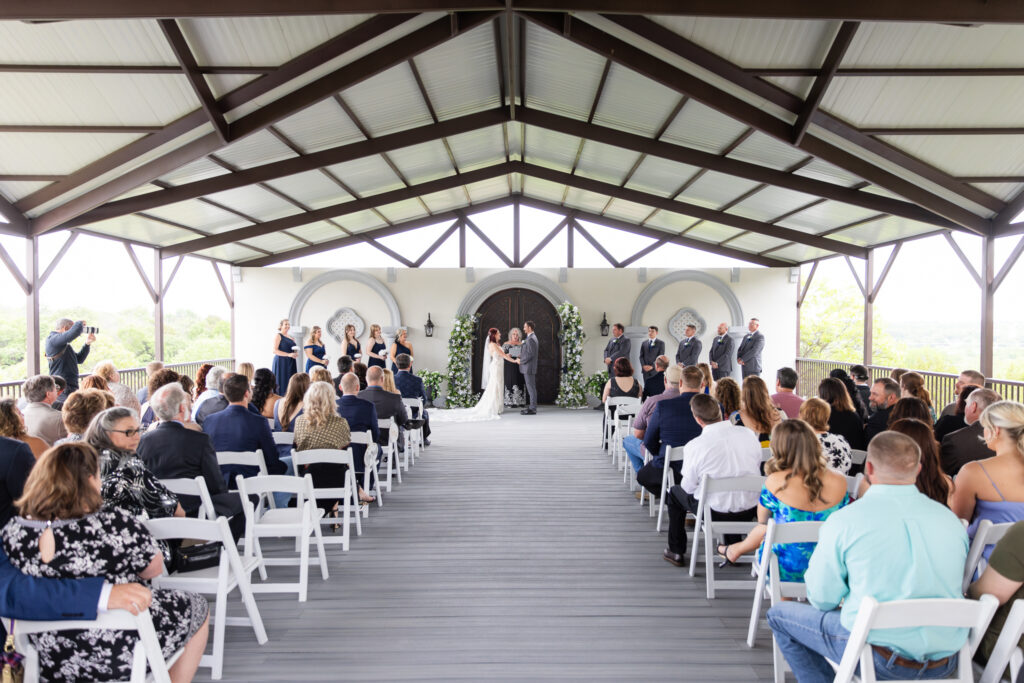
[[900, 372, 933, 409]]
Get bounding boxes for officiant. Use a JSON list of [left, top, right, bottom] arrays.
[[502, 327, 526, 408]]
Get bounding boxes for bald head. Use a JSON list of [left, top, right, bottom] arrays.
[[866, 431, 921, 484], [366, 366, 384, 385], [340, 373, 360, 395]]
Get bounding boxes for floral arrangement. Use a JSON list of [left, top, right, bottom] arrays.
[[418, 370, 444, 407], [556, 302, 588, 409], [585, 372, 608, 399], [445, 313, 478, 407]]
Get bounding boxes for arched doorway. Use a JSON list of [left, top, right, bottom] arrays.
[[473, 288, 561, 404]]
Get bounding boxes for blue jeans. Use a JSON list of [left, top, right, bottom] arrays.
[[767, 602, 958, 682], [274, 455, 295, 508], [622, 436, 645, 473]]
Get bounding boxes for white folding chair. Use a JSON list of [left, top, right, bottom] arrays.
[[401, 397, 424, 467], [6, 609, 180, 683], [844, 473, 865, 501], [603, 396, 640, 452], [979, 599, 1024, 683], [377, 417, 401, 490], [614, 404, 640, 477], [217, 450, 275, 509], [850, 449, 868, 466], [963, 520, 1016, 592], [349, 430, 381, 513], [656, 445, 686, 532], [290, 447, 361, 548], [145, 516, 268, 680], [159, 476, 217, 520], [761, 446, 774, 462], [272, 431, 295, 447], [688, 473, 765, 598], [236, 473, 329, 602], [830, 594, 998, 683]]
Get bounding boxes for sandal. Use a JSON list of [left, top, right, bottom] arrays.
[[716, 544, 738, 567]]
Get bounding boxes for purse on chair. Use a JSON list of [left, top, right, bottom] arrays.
[[170, 541, 222, 573], [2, 622, 24, 683]]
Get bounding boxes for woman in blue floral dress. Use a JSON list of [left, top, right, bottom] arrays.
[[717, 419, 850, 582]]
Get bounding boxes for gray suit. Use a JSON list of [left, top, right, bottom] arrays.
[[358, 385, 409, 446], [602, 335, 631, 375], [736, 331, 765, 377], [675, 337, 702, 367], [939, 421, 995, 476], [708, 335, 735, 379], [638, 338, 665, 379], [519, 332, 539, 410]]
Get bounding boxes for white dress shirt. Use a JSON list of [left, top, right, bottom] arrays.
[[680, 420, 762, 512]]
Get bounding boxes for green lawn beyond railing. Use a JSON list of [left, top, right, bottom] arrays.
[[0, 359, 235, 400]]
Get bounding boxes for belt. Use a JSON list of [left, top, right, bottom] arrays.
[[870, 645, 951, 670]]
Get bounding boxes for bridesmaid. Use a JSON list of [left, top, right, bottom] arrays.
[[389, 328, 412, 374], [343, 324, 362, 362], [366, 324, 387, 369], [303, 325, 329, 373], [271, 318, 298, 395]]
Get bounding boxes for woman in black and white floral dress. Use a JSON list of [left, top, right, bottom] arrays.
[[3, 442, 209, 682], [799, 397, 852, 474]]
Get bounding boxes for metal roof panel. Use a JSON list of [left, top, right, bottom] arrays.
[[340, 62, 434, 138], [411, 23, 500, 120], [591, 63, 681, 138], [271, 98, 365, 154], [660, 100, 751, 154], [523, 20, 607, 122]]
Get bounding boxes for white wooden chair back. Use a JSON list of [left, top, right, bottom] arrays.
[[850, 449, 868, 465], [216, 450, 268, 475], [290, 448, 360, 547], [831, 594, 998, 683], [761, 447, 774, 462], [979, 599, 1024, 683], [603, 396, 640, 449], [401, 397, 424, 466], [963, 520, 1016, 592], [655, 445, 687, 532], [688, 473, 765, 598], [272, 431, 295, 446], [377, 417, 400, 488], [844, 473, 865, 501], [348, 430, 381, 511], [159, 476, 217, 520]]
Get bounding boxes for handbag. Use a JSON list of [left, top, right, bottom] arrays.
[[170, 541, 221, 573], [2, 621, 24, 683]]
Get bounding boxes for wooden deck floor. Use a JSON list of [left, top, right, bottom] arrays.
[[200, 408, 775, 681]]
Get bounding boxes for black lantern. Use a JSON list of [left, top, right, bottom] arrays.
[[600, 312, 610, 337], [424, 313, 435, 338]]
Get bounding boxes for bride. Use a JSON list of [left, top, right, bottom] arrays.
[[432, 327, 515, 422]]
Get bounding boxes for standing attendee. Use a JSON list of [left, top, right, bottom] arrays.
[[366, 324, 387, 369], [389, 328, 413, 374], [518, 321, 540, 415], [294, 381, 354, 512], [602, 323, 631, 377], [21, 375, 66, 446], [675, 323, 702, 367], [395, 354, 431, 445], [622, 365, 681, 477], [771, 366, 804, 419], [251, 368, 282, 420], [661, 393, 762, 566], [92, 360, 141, 414], [203, 374, 287, 485], [639, 326, 666, 380], [502, 327, 526, 408], [192, 365, 227, 419], [303, 325, 329, 373], [941, 369, 986, 418], [271, 318, 298, 395], [940, 388, 1001, 476], [343, 324, 362, 363], [767, 432, 969, 681], [136, 361, 164, 405], [817, 377, 866, 450], [359, 366, 409, 451], [642, 356, 669, 401], [799, 398, 851, 474], [45, 318, 94, 398], [0, 399, 48, 458], [736, 318, 765, 378], [336, 373, 379, 501], [849, 364, 872, 412], [708, 322, 735, 381], [864, 377, 899, 443], [636, 366, 705, 498]]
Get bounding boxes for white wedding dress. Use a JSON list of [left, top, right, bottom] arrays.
[[431, 343, 505, 422]]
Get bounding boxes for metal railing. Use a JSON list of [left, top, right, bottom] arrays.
[[0, 358, 235, 400], [795, 358, 1024, 409]]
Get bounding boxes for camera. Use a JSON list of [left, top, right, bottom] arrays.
[[84, 326, 99, 335]]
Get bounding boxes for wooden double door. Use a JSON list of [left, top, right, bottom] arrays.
[[473, 288, 561, 404]]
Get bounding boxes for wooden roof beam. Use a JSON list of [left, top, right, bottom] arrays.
[[159, 19, 230, 143], [792, 21, 858, 146]]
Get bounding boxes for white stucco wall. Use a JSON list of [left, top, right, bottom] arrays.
[[234, 267, 797, 390]]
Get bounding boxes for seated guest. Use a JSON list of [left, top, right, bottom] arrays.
[[336, 373, 378, 496], [601, 357, 641, 405], [79, 374, 109, 393], [864, 377, 899, 443], [888, 397, 932, 426], [381, 368, 399, 394], [251, 368, 282, 420], [768, 432, 969, 681], [294, 381, 366, 508], [56, 388, 114, 445], [87, 407, 184, 520], [394, 353, 431, 446], [830, 368, 869, 420], [934, 385, 978, 443], [0, 435, 34, 527], [333, 356, 354, 398], [2, 443, 208, 682], [310, 366, 333, 385], [941, 369, 986, 418], [623, 366, 682, 477], [734, 375, 782, 446], [195, 370, 233, 427], [359, 366, 409, 450], [21, 375, 66, 446], [179, 375, 195, 401], [353, 362, 369, 391], [799, 397, 852, 474], [900, 371, 936, 422], [968, 520, 1024, 671], [848, 364, 872, 413], [139, 368, 182, 428], [662, 393, 762, 566], [136, 360, 164, 405], [137, 383, 245, 538], [192, 365, 226, 419], [940, 388, 1001, 476], [818, 377, 866, 450], [771, 367, 804, 419], [716, 419, 849, 573], [883, 418, 953, 507], [952, 401, 1024, 549], [0, 398, 48, 458], [636, 366, 705, 498], [890, 367, 909, 383], [641, 355, 669, 401], [203, 374, 286, 485], [713, 377, 741, 420], [274, 373, 310, 432], [236, 362, 255, 385], [193, 363, 213, 401], [697, 363, 714, 395]]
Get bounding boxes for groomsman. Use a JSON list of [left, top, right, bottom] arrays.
[[602, 323, 631, 376], [736, 318, 765, 378], [675, 324, 702, 367], [708, 322, 734, 380], [639, 326, 666, 379]]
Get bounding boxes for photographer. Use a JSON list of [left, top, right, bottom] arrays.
[[45, 318, 95, 398]]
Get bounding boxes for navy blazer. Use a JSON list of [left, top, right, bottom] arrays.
[[336, 395, 379, 463], [643, 392, 703, 471], [0, 437, 34, 529], [203, 405, 285, 484], [394, 370, 427, 403], [642, 372, 665, 401], [0, 543, 102, 637]]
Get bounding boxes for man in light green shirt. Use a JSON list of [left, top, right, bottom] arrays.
[[767, 431, 969, 681]]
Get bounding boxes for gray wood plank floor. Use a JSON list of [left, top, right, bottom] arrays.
[[198, 409, 775, 681]]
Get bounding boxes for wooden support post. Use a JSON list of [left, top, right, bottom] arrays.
[[566, 219, 574, 268], [154, 251, 164, 361], [458, 220, 466, 268], [25, 238, 40, 376], [513, 198, 520, 266], [863, 250, 874, 365], [981, 236, 995, 377]]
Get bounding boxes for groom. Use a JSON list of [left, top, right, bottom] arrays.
[[517, 320, 539, 415]]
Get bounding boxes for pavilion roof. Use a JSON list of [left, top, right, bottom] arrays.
[[1, 2, 1023, 268]]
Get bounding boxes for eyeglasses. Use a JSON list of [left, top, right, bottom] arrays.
[[110, 428, 142, 437]]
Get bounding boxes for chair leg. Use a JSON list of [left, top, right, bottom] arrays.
[[705, 525, 716, 599], [236, 578, 268, 644], [297, 526, 310, 603], [311, 519, 330, 580], [747, 576, 767, 648], [252, 536, 268, 581], [211, 586, 227, 679], [772, 637, 786, 683]]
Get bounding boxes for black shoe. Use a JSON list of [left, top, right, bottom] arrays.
[[663, 549, 685, 567], [593, 405, 603, 410], [520, 409, 537, 415], [423, 438, 431, 447]]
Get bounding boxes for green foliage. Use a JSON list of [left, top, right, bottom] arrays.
[[444, 314, 478, 408], [418, 370, 444, 405], [555, 302, 588, 408], [585, 372, 608, 398]]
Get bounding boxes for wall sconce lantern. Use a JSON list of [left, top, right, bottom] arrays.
[[600, 313, 610, 337], [424, 313, 435, 338]]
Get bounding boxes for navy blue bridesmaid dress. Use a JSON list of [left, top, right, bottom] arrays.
[[272, 333, 298, 394], [368, 340, 387, 368], [304, 344, 326, 373]]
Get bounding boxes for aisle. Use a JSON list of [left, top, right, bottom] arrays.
[[202, 409, 773, 681]]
